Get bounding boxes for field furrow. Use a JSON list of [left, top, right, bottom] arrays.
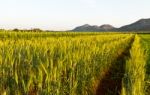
[[96, 35, 135, 95]]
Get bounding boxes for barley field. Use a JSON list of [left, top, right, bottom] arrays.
[[0, 31, 149, 95]]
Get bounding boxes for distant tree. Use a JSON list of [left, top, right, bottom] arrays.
[[0, 29, 5, 32], [13, 28, 19, 32], [31, 28, 42, 32]]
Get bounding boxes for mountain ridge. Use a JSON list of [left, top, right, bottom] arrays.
[[118, 18, 150, 31], [72, 18, 150, 32], [72, 24, 116, 31]]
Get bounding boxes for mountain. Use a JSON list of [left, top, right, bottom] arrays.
[[72, 24, 116, 31], [72, 18, 150, 32], [118, 18, 150, 31], [100, 24, 116, 31]]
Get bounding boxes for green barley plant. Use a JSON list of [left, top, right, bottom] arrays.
[[0, 31, 136, 95]]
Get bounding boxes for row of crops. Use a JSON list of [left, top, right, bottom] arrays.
[[140, 35, 150, 95], [120, 34, 150, 95], [0, 31, 149, 95], [122, 35, 147, 95]]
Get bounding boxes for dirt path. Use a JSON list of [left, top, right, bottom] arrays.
[[96, 37, 135, 95]]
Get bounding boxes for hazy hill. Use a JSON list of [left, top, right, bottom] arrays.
[[72, 18, 150, 32], [72, 24, 116, 31], [118, 18, 150, 31]]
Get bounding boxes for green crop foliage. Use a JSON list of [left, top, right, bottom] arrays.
[[140, 34, 150, 95], [0, 31, 134, 95], [0, 31, 150, 95]]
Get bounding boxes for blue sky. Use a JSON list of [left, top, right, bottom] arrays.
[[0, 0, 150, 30]]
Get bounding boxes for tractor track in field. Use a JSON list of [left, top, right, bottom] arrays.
[[96, 37, 135, 95]]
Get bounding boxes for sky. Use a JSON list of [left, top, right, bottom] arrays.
[[0, 0, 150, 30]]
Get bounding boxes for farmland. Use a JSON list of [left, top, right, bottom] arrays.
[[0, 31, 149, 95], [140, 34, 150, 95]]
